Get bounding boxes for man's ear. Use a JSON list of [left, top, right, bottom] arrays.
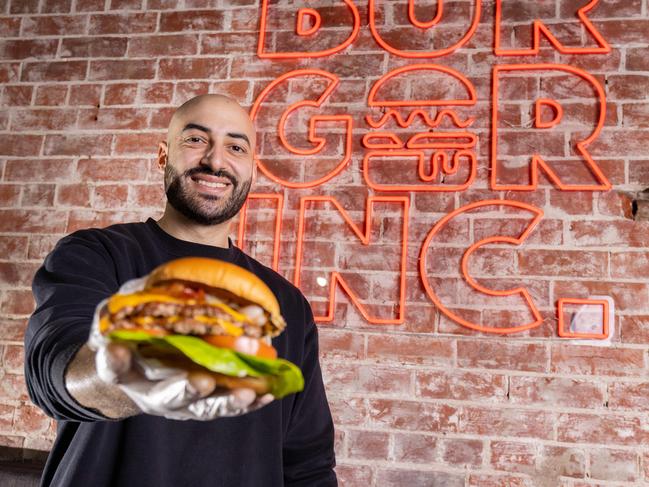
[[157, 142, 168, 171]]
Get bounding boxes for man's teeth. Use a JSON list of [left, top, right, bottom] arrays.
[[195, 179, 227, 188]]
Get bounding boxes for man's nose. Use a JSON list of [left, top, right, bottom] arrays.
[[200, 144, 225, 170]]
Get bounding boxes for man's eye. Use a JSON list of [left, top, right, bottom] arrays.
[[230, 145, 246, 153], [186, 136, 204, 144]]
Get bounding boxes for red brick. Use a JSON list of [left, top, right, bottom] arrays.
[[490, 441, 535, 473], [56, 183, 91, 207], [11, 108, 77, 131], [200, 33, 258, 54], [27, 234, 62, 260], [13, 404, 51, 434], [22, 14, 87, 36], [34, 85, 68, 106], [109, 0, 142, 9], [0, 209, 67, 233], [0, 39, 59, 60], [21, 184, 55, 207], [627, 47, 649, 71], [0, 317, 28, 340], [114, 132, 164, 154], [89, 59, 156, 80], [551, 344, 645, 377], [0, 135, 43, 157], [509, 376, 604, 408], [457, 340, 548, 372], [0, 17, 21, 37], [159, 10, 224, 32], [328, 396, 366, 427], [5, 159, 75, 182], [0, 404, 14, 430], [322, 362, 411, 396], [548, 192, 593, 215], [416, 369, 506, 402], [0, 236, 28, 260], [2, 85, 33, 106], [607, 74, 649, 100], [92, 184, 129, 209], [128, 35, 199, 57], [461, 407, 554, 439], [468, 473, 533, 487], [0, 185, 21, 207], [334, 464, 373, 486], [61, 37, 128, 58], [597, 190, 634, 218], [590, 129, 649, 157], [159, 58, 229, 80], [21, 61, 87, 82], [78, 158, 149, 181], [44, 134, 112, 156], [42, 0, 73, 13], [318, 329, 364, 361], [65, 210, 143, 233], [392, 432, 437, 464], [78, 107, 148, 130], [589, 448, 638, 482], [368, 399, 458, 433], [366, 334, 453, 366], [375, 468, 464, 487], [608, 382, 649, 412], [571, 220, 649, 248], [69, 84, 102, 106], [1, 289, 36, 315], [75, 0, 105, 11], [442, 438, 483, 467], [347, 430, 388, 460], [518, 249, 607, 278], [611, 251, 649, 279], [138, 82, 174, 104], [88, 13, 157, 34], [620, 315, 649, 344], [130, 184, 164, 207], [0, 373, 29, 402], [0, 63, 20, 83]]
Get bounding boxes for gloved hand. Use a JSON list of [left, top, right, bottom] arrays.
[[94, 341, 273, 421]]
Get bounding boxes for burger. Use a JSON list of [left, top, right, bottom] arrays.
[[98, 257, 304, 399]]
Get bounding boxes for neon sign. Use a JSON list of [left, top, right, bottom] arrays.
[[241, 0, 613, 338]]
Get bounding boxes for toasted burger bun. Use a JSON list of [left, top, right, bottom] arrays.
[[145, 257, 286, 334]]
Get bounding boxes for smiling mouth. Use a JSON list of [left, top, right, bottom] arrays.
[[189, 175, 233, 192]]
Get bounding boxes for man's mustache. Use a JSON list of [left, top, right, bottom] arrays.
[[183, 167, 238, 187]]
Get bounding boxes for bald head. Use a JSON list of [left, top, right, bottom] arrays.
[[167, 94, 256, 150]]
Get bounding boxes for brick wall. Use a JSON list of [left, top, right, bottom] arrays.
[[2, 0, 649, 485]]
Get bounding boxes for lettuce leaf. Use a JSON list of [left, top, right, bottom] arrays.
[[108, 330, 304, 399]]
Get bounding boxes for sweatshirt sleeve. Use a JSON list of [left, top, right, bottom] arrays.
[[24, 232, 120, 422], [282, 298, 337, 486]]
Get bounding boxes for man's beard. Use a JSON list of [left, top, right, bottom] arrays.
[[164, 163, 252, 226]]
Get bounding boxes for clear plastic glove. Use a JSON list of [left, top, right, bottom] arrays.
[[88, 278, 274, 421]]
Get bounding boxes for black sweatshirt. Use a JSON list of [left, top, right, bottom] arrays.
[[24, 217, 337, 487]]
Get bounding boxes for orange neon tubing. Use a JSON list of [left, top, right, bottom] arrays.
[[236, 193, 284, 272], [368, 64, 477, 107], [419, 199, 544, 334], [361, 132, 405, 149], [258, 0, 360, 58], [494, 0, 611, 55], [365, 109, 475, 129], [408, 0, 443, 28], [557, 298, 610, 340], [491, 64, 611, 191], [407, 131, 477, 149], [294, 196, 410, 324], [362, 149, 476, 192], [296, 8, 321, 36], [535, 98, 563, 129], [369, 0, 481, 57], [250, 69, 353, 188]]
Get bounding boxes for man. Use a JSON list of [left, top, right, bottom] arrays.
[[24, 94, 337, 486]]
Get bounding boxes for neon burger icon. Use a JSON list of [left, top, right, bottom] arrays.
[[362, 64, 478, 192]]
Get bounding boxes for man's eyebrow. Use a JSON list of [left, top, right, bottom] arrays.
[[227, 132, 251, 146], [181, 124, 250, 146], [182, 123, 210, 133]]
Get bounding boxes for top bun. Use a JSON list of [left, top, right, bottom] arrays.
[[145, 257, 285, 333]]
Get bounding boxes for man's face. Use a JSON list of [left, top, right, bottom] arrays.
[[159, 98, 256, 226]]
